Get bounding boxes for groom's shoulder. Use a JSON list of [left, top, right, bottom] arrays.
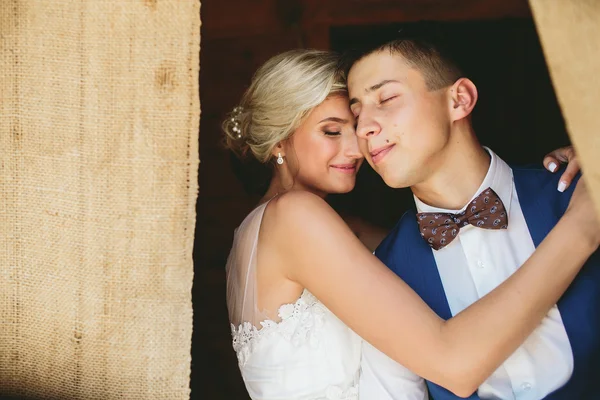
[[375, 209, 419, 259], [510, 163, 580, 201], [511, 163, 561, 184]]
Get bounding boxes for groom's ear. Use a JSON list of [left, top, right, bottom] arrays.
[[448, 78, 478, 122]]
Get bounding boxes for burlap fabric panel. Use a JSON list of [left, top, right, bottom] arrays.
[[529, 0, 600, 213], [0, 1, 200, 398]]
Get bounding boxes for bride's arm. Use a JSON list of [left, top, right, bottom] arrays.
[[341, 214, 388, 252], [266, 187, 598, 397]]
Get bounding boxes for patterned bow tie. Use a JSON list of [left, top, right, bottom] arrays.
[[416, 187, 508, 250]]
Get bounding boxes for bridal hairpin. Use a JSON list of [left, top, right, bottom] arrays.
[[230, 106, 244, 139]]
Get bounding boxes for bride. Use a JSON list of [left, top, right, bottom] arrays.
[[223, 49, 597, 399]]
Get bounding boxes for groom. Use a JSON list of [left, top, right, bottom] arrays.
[[345, 38, 600, 399]]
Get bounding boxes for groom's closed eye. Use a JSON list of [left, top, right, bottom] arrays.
[[379, 93, 400, 105]]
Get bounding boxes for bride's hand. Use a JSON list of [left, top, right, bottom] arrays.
[[543, 145, 579, 192], [565, 178, 600, 248]]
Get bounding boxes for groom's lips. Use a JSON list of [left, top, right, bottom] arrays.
[[370, 143, 395, 165]]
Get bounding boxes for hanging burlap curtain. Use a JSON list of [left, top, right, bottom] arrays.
[[529, 0, 600, 214], [1, 0, 199, 398]]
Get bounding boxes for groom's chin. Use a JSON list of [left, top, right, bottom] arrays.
[[387, 182, 412, 189], [380, 173, 413, 189]]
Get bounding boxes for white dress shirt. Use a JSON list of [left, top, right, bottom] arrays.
[[359, 149, 573, 400]]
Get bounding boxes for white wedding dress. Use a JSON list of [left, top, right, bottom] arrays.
[[226, 201, 363, 400]]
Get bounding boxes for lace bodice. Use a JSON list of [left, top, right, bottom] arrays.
[[231, 289, 325, 366], [231, 290, 361, 400], [226, 202, 362, 400]]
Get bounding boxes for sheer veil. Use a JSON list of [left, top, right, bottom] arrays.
[[225, 202, 270, 328]]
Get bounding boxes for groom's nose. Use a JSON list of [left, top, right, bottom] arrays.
[[356, 111, 381, 139]]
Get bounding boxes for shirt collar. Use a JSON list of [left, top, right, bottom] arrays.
[[414, 147, 513, 215]]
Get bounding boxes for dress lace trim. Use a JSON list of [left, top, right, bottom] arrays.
[[230, 289, 326, 366], [322, 383, 359, 400]]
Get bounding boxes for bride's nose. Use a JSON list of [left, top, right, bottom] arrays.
[[344, 135, 364, 160]]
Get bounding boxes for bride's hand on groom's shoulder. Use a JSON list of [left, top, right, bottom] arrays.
[[543, 145, 579, 192]]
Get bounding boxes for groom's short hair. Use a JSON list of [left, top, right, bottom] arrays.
[[344, 37, 464, 91]]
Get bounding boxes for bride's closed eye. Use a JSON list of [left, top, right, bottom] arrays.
[[322, 125, 342, 136]]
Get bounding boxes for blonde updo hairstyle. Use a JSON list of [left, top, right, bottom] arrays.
[[223, 49, 347, 164]]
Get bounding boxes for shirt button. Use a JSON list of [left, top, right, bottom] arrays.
[[521, 382, 532, 391], [476, 260, 485, 268]]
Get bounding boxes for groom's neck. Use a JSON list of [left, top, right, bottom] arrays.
[[411, 131, 490, 210]]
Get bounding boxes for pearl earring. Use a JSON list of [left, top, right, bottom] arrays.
[[277, 153, 284, 165]]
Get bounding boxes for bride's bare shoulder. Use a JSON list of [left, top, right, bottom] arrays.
[[270, 190, 338, 217], [263, 191, 343, 235]]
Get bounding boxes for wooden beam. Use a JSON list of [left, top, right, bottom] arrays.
[[302, 0, 530, 27], [203, 0, 532, 41]]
